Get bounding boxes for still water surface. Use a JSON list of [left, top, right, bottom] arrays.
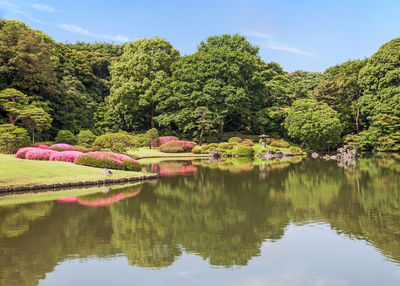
[[1, 154, 400, 285]]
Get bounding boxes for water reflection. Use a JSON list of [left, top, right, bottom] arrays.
[[0, 154, 399, 285]]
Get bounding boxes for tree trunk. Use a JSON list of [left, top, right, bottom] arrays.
[[9, 114, 15, 125], [150, 104, 155, 129], [32, 128, 35, 144], [355, 108, 360, 133], [199, 125, 204, 145], [219, 122, 224, 138], [300, 140, 306, 149]]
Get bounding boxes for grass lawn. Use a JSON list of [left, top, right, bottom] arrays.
[[0, 154, 152, 188], [128, 147, 209, 159]]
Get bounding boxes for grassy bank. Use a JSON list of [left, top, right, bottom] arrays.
[[129, 147, 209, 159], [0, 154, 152, 188]]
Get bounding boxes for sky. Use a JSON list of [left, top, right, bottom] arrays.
[[0, 0, 399, 72]]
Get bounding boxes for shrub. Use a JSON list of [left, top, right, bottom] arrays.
[[0, 124, 30, 154], [93, 133, 138, 152], [192, 146, 202, 154], [73, 145, 89, 153], [218, 142, 234, 150], [91, 145, 101, 151], [25, 148, 57, 160], [74, 151, 141, 171], [229, 137, 242, 143], [230, 144, 254, 157], [49, 151, 83, 163], [151, 136, 179, 147], [32, 144, 51, 150], [55, 130, 76, 145], [270, 140, 290, 148], [50, 144, 76, 151], [160, 141, 184, 153], [290, 147, 303, 154], [179, 140, 197, 151], [76, 130, 97, 148], [15, 147, 35, 159], [242, 139, 254, 146]]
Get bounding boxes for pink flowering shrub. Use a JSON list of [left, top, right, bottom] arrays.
[[179, 140, 197, 151], [15, 147, 36, 159], [74, 151, 141, 171], [25, 148, 57, 160], [50, 143, 76, 151], [151, 136, 179, 147], [32, 144, 51, 150], [49, 151, 83, 163]]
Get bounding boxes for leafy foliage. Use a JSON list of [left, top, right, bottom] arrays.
[[0, 124, 30, 153]]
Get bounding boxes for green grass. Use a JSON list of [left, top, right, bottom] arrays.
[[128, 147, 209, 158], [0, 154, 151, 188]]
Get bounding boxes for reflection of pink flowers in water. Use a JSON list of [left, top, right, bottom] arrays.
[[152, 163, 197, 177], [57, 191, 140, 207]]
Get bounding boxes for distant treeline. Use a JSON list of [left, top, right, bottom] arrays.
[[0, 19, 399, 151]]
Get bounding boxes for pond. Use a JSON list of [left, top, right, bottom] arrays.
[[1, 154, 400, 285]]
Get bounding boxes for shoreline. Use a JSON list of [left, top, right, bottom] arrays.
[[0, 173, 158, 194]]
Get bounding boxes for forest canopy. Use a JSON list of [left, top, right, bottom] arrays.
[[0, 18, 399, 151]]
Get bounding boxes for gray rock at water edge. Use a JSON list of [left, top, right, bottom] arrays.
[[260, 152, 273, 160], [329, 155, 337, 160], [101, 187, 111, 194], [275, 151, 284, 159], [102, 168, 112, 176], [311, 152, 319, 158], [209, 151, 220, 160]]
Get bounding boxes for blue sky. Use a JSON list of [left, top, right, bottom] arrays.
[[1, 0, 399, 72]]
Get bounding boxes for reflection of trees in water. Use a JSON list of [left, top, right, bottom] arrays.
[[0, 154, 400, 284]]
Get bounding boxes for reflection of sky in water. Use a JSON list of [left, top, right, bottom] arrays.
[[39, 224, 400, 286]]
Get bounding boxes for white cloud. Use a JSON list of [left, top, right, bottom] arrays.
[[263, 42, 315, 57], [245, 29, 315, 58], [0, 1, 30, 16], [32, 3, 57, 13], [59, 24, 90, 35], [59, 24, 128, 42]]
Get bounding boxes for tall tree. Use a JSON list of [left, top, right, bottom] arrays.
[[156, 34, 266, 137], [109, 37, 180, 130], [285, 98, 343, 150]]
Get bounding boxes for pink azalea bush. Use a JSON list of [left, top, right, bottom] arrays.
[[178, 140, 197, 151], [49, 151, 83, 163], [25, 148, 57, 160], [74, 151, 141, 171], [50, 143, 76, 151], [32, 144, 51, 150], [151, 136, 179, 147], [15, 147, 36, 159]]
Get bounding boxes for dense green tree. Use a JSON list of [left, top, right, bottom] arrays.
[[0, 88, 29, 124], [285, 98, 343, 149], [287, 70, 324, 98], [0, 124, 30, 153], [20, 106, 52, 143], [55, 130, 76, 144], [314, 60, 365, 134], [157, 34, 267, 137], [108, 37, 180, 131]]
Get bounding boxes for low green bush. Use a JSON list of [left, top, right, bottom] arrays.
[[229, 137, 242, 143], [204, 136, 219, 143], [289, 147, 302, 154], [93, 132, 138, 153], [230, 144, 254, 157], [91, 145, 101, 151], [218, 142, 234, 150], [55, 130, 76, 145], [192, 146, 202, 154], [270, 140, 290, 148], [0, 124, 30, 154], [76, 130, 97, 148], [160, 141, 184, 153]]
